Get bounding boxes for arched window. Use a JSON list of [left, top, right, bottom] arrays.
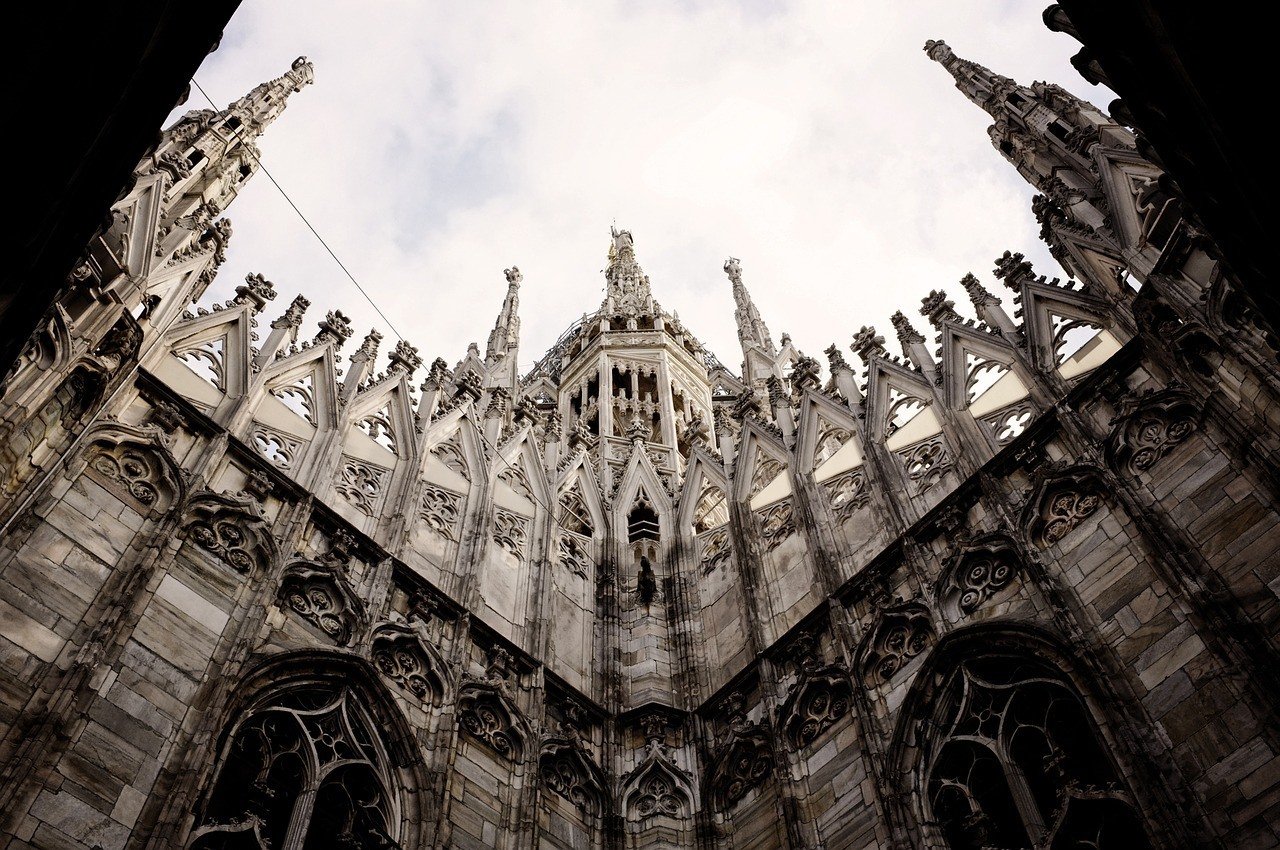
[[924, 655, 1150, 850], [189, 686, 399, 849]]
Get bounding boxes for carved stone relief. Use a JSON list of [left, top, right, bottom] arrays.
[[334, 456, 389, 517], [699, 527, 732, 573], [419, 485, 463, 540], [277, 561, 362, 645], [938, 534, 1022, 617], [493, 509, 529, 560], [557, 532, 590, 578], [1023, 464, 1107, 548], [755, 500, 796, 553], [539, 742, 603, 816], [1106, 385, 1200, 475], [82, 435, 181, 512], [370, 623, 447, 704], [182, 491, 276, 574], [860, 603, 936, 688], [250, 423, 302, 470], [898, 437, 952, 495], [458, 686, 525, 761], [432, 435, 470, 480], [822, 468, 868, 520]]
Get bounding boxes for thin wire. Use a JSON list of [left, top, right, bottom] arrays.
[[192, 79, 407, 342]]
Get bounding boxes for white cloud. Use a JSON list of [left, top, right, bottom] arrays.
[[182, 1, 1109, 378]]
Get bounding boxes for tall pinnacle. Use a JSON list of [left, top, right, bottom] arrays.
[[923, 39, 1017, 119], [603, 227, 655, 317], [724, 257, 776, 357], [226, 56, 315, 136], [486, 266, 523, 364]]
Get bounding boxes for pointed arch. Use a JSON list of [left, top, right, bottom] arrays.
[[538, 738, 609, 818], [277, 558, 367, 646], [621, 753, 694, 822], [456, 681, 532, 763], [1020, 463, 1108, 548], [186, 650, 430, 850], [886, 624, 1163, 850]]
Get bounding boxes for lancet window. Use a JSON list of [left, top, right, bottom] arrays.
[[924, 656, 1149, 850], [189, 686, 399, 850]]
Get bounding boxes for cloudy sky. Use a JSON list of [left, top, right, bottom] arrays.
[[180, 1, 1108, 378]]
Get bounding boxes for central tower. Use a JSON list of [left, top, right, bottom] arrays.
[[549, 228, 718, 494]]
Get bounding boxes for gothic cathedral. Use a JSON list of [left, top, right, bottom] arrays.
[[0, 32, 1277, 850]]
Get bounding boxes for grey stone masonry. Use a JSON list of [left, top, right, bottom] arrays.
[[1, 32, 1278, 850]]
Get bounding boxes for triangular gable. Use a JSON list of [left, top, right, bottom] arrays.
[[555, 463, 605, 539], [1020, 282, 1123, 378], [794, 391, 863, 479], [613, 444, 672, 529], [156, 305, 254, 410], [1094, 147, 1167, 255], [864, 356, 941, 450], [345, 375, 417, 465], [938, 323, 1029, 416], [423, 415, 484, 491], [734, 420, 791, 507], [678, 454, 731, 534], [111, 173, 166, 279], [257, 343, 342, 434], [491, 429, 549, 515]]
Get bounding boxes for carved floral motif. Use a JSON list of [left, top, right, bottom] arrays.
[[182, 491, 275, 574], [250, 424, 302, 470], [898, 438, 952, 495], [458, 688, 525, 760], [558, 533, 590, 578], [823, 468, 868, 519], [1106, 385, 1200, 475], [755, 500, 796, 552], [432, 435, 470, 480], [700, 527, 732, 573], [861, 603, 936, 688], [278, 561, 362, 645], [493, 509, 529, 559], [419, 485, 462, 539], [1023, 465, 1107, 548], [539, 743, 603, 815], [939, 534, 1022, 616], [83, 437, 179, 511], [371, 625, 447, 704], [334, 457, 389, 516]]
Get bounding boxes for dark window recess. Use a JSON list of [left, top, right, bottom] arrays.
[[627, 502, 660, 542]]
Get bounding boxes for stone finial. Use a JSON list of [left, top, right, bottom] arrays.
[[790, 632, 821, 673], [891, 311, 924, 345], [485, 386, 510, 418], [923, 39, 954, 64], [765, 375, 788, 409], [724, 256, 743, 284], [512, 395, 541, 426], [504, 266, 522, 285], [422, 357, 451, 390], [852, 326, 887, 361], [920, 289, 962, 327], [625, 415, 650, 443], [993, 250, 1035, 291], [315, 310, 354, 346], [569, 416, 592, 449], [825, 343, 851, 373], [272, 294, 311, 330], [732, 388, 764, 423], [454, 371, 484, 403], [791, 355, 822, 394], [353, 329, 383, 364], [234, 272, 277, 311], [544, 409, 562, 441], [960, 273, 999, 308], [388, 340, 422, 377]]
